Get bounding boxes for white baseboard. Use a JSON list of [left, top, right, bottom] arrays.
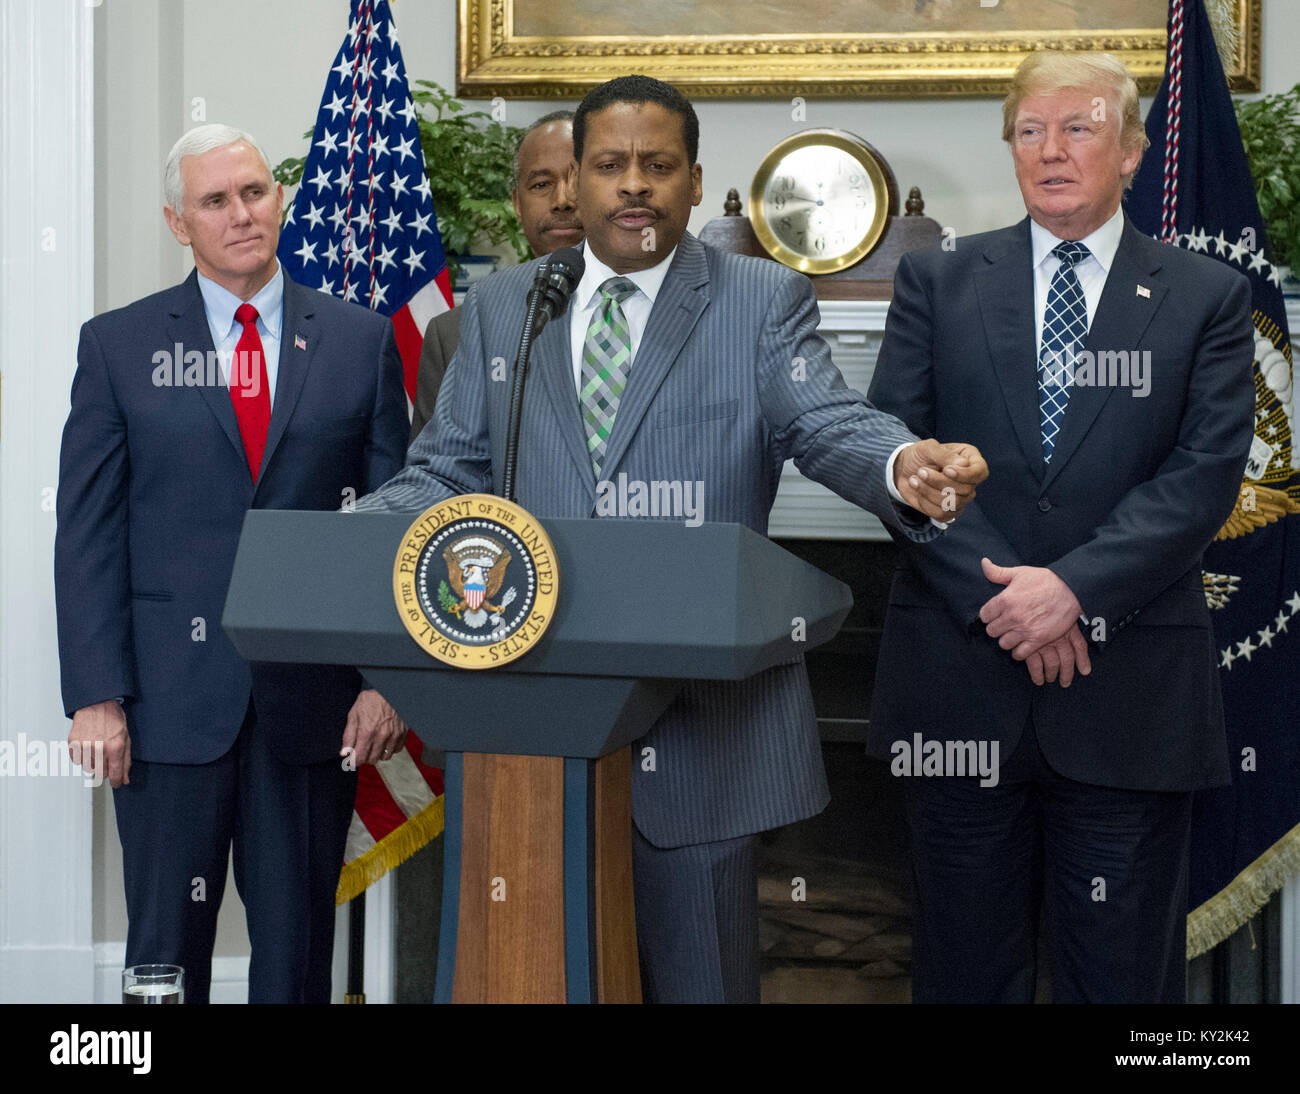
[[93, 942, 249, 1004], [0, 947, 96, 1004], [93, 900, 356, 1004]]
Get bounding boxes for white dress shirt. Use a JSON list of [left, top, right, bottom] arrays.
[[568, 244, 676, 392], [196, 261, 285, 409], [1030, 204, 1125, 349]]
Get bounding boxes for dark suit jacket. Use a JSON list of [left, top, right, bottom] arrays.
[[867, 216, 1255, 792], [55, 270, 408, 765], [357, 232, 937, 846], [409, 308, 461, 444]]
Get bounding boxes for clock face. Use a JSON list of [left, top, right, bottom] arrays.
[[764, 146, 877, 261], [749, 131, 893, 275]]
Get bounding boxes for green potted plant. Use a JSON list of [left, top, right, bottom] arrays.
[[272, 80, 530, 286], [1235, 83, 1300, 287]]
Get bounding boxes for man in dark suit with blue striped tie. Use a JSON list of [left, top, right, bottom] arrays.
[[356, 75, 989, 1002], [867, 51, 1255, 1002]]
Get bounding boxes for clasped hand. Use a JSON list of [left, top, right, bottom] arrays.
[[979, 558, 1092, 687], [892, 440, 988, 523]]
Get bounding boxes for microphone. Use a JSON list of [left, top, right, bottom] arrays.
[[502, 247, 586, 501], [525, 246, 585, 338]]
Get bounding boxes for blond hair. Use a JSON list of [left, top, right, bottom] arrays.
[[1003, 51, 1149, 187]]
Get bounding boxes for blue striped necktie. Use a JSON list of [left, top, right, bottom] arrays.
[[1038, 240, 1091, 463]]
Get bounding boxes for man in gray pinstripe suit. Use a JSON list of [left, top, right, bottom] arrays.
[[356, 76, 988, 1002]]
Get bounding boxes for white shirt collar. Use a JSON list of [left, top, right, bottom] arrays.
[[196, 261, 284, 340], [574, 242, 677, 312], [1029, 205, 1125, 274]]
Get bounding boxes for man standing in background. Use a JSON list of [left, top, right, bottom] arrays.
[[56, 124, 409, 1003], [409, 111, 582, 441]]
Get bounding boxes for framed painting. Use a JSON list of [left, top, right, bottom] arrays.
[[456, 0, 1261, 99]]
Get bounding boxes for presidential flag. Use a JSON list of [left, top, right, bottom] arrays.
[[277, 0, 448, 898], [1126, 0, 1300, 957], [277, 0, 453, 402]]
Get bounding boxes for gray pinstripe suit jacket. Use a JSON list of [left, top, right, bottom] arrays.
[[356, 232, 936, 847]]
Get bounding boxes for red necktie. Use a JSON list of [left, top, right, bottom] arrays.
[[230, 303, 272, 482]]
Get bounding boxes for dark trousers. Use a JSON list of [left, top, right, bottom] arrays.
[[631, 824, 760, 1003], [112, 700, 356, 1003], [905, 715, 1192, 1004]]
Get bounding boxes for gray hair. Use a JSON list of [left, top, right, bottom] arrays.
[[512, 110, 575, 191], [164, 124, 273, 213]]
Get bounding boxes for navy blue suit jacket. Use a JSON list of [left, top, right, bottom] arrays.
[[867, 217, 1255, 792], [55, 270, 408, 765]]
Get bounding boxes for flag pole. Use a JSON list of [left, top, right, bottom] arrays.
[[345, 891, 366, 1004]]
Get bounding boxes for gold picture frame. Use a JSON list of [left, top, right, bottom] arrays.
[[457, 0, 1260, 100]]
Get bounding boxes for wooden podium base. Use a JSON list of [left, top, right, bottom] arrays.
[[435, 747, 641, 1003]]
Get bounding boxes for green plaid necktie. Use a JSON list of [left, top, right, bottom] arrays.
[[580, 276, 639, 475]]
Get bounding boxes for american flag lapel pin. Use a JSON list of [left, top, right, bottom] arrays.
[[1136, 284, 1151, 298], [294, 333, 307, 350]]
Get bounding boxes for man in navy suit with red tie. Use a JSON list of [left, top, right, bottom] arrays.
[[55, 125, 409, 1003]]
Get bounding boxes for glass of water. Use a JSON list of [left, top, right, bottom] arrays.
[[122, 964, 183, 1004]]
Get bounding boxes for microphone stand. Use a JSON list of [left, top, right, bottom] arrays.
[[501, 280, 546, 504], [501, 249, 583, 502]]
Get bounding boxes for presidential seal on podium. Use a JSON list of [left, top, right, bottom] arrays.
[[393, 494, 559, 668]]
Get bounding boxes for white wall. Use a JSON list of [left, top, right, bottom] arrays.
[[182, 0, 1298, 259], [99, 0, 1300, 317], [86, 0, 1300, 968], [0, 0, 96, 1003]]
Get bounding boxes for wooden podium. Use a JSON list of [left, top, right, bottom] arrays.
[[223, 510, 852, 1002]]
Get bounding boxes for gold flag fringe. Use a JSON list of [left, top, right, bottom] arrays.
[[1204, 0, 1241, 71], [1186, 820, 1300, 958], [334, 795, 446, 906]]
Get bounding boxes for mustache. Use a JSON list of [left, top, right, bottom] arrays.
[[541, 217, 582, 232], [608, 204, 661, 220]]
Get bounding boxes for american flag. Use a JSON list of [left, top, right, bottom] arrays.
[[277, 0, 447, 899], [278, 0, 453, 402], [337, 734, 445, 905]]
